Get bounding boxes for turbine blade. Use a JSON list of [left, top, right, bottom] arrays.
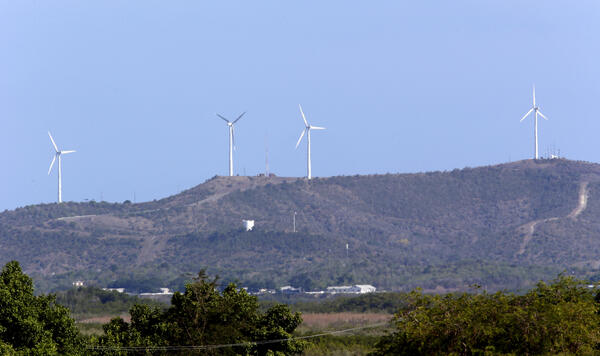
[[48, 131, 58, 152], [216, 114, 230, 123], [61, 150, 76, 154], [298, 104, 308, 126], [520, 108, 534, 122], [532, 85, 536, 106], [48, 155, 56, 175], [295, 129, 306, 149], [232, 111, 246, 124], [310, 126, 326, 130], [538, 111, 548, 120]]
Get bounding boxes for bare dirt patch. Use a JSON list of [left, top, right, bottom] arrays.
[[516, 180, 589, 256]]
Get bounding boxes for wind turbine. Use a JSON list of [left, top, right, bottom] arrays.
[[520, 85, 548, 160], [295, 104, 325, 180], [47, 131, 76, 203], [217, 112, 245, 176]]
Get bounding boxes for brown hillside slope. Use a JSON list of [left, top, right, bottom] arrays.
[[2, 159, 600, 292]]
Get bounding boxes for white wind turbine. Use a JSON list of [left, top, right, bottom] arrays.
[[47, 131, 76, 203], [295, 104, 325, 180], [217, 112, 245, 176], [520, 85, 548, 160]]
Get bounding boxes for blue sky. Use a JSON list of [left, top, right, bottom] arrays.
[[1, 1, 599, 210]]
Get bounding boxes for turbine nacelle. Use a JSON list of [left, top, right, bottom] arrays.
[[47, 131, 75, 203], [296, 104, 325, 180], [295, 105, 326, 148], [47, 132, 76, 175], [519, 86, 549, 160], [216, 112, 246, 176], [52, 150, 75, 158], [217, 112, 245, 125]]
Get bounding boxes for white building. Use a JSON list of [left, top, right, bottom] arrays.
[[326, 285, 353, 294], [354, 284, 376, 293], [140, 288, 173, 296], [243, 220, 255, 231], [72, 280, 84, 287], [326, 284, 376, 294], [280, 285, 301, 294], [102, 288, 125, 293]]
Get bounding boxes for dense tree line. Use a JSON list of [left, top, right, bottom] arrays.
[[6, 259, 600, 355], [93, 270, 305, 355], [290, 292, 408, 314], [370, 275, 600, 355], [55, 287, 164, 318], [0, 261, 305, 355]]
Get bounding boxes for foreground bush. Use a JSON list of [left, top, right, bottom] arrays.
[[371, 275, 600, 355], [0, 261, 81, 355], [93, 270, 305, 355]]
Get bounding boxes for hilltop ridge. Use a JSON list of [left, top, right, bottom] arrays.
[[3, 159, 600, 293]]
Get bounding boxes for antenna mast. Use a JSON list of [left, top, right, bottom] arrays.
[[265, 133, 269, 176]]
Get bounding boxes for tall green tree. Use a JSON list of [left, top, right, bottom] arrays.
[[0, 261, 81, 355], [370, 275, 600, 355], [96, 270, 305, 355]]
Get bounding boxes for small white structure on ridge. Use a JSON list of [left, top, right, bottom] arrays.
[[243, 220, 255, 231]]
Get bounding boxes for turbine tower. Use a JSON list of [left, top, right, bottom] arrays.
[[47, 131, 76, 203], [520, 85, 548, 159], [217, 112, 245, 176], [295, 104, 325, 180]]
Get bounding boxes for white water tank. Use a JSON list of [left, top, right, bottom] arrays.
[[243, 220, 255, 231]]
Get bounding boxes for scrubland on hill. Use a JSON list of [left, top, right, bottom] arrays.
[[2, 159, 600, 292]]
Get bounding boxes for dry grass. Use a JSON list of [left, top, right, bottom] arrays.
[[298, 312, 391, 333], [74, 312, 392, 340], [75, 314, 130, 336], [298, 313, 392, 356], [77, 312, 391, 328], [77, 314, 130, 324]]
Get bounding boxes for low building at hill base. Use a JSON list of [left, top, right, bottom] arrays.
[[102, 287, 125, 293], [280, 285, 301, 294], [326, 284, 376, 294]]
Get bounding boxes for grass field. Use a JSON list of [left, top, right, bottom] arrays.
[[298, 312, 391, 332], [75, 314, 129, 336], [74, 311, 393, 354], [298, 313, 392, 356]]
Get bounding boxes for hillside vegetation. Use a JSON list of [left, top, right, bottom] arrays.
[[2, 159, 600, 292]]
